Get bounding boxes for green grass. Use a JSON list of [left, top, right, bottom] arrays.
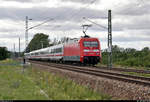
[[122, 72, 150, 78], [97, 62, 150, 71], [97, 63, 150, 78], [0, 59, 111, 100]]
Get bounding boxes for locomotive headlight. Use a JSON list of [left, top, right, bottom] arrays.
[[93, 49, 99, 52], [84, 49, 90, 52]]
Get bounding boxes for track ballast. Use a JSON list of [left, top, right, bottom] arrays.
[[29, 60, 150, 87]]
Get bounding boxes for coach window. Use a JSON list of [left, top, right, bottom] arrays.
[[60, 48, 62, 53], [53, 49, 55, 53], [59, 48, 62, 53], [51, 49, 54, 53], [40, 52, 45, 54], [56, 48, 60, 53], [56, 48, 61, 53], [55, 48, 57, 53]]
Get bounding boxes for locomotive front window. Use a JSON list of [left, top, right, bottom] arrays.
[[91, 41, 98, 47], [84, 41, 91, 47], [83, 41, 98, 47]]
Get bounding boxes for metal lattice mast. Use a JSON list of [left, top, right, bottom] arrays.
[[25, 16, 28, 53], [19, 37, 20, 57], [14, 43, 15, 59], [108, 10, 112, 68]]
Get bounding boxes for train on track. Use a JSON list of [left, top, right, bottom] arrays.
[[25, 36, 102, 65]]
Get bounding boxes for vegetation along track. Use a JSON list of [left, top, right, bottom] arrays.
[[95, 66, 150, 74], [28, 60, 150, 87]]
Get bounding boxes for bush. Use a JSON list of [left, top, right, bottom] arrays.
[[101, 45, 150, 68]]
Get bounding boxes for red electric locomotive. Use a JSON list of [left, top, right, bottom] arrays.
[[63, 36, 101, 65], [25, 36, 101, 65]]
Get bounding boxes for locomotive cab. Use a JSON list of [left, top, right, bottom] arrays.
[[80, 37, 101, 65]]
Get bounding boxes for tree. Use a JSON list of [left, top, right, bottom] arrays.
[[0, 47, 10, 60], [141, 47, 149, 56], [26, 33, 50, 52]]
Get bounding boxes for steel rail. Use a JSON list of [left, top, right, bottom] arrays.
[[95, 66, 150, 74], [29, 61, 150, 86]]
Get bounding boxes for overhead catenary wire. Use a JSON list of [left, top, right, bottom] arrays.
[[28, 18, 54, 30], [29, 0, 108, 39], [68, 0, 98, 22], [83, 17, 108, 29], [29, 0, 99, 40], [36, 0, 98, 31], [50, 0, 99, 37]]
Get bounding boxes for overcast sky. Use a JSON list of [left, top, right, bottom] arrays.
[[0, 0, 150, 52]]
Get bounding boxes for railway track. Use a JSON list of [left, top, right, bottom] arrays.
[[29, 60, 150, 87], [60, 62, 150, 74], [20, 58, 150, 74], [95, 66, 150, 74]]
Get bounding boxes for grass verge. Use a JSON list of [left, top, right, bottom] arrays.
[[97, 63, 150, 71], [122, 72, 150, 78], [0, 59, 111, 100]]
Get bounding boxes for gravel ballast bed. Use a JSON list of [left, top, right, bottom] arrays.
[[31, 63, 150, 100]]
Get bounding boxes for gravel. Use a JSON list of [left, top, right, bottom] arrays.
[[31, 63, 150, 100]]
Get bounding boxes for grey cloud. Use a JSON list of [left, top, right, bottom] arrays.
[[108, 1, 150, 31], [112, 36, 150, 42], [0, 28, 18, 33], [112, 17, 150, 31], [0, 5, 150, 35], [0, 6, 107, 22], [4, 0, 48, 3], [0, 33, 23, 39], [0, 6, 108, 38], [42, 24, 81, 31], [61, 0, 100, 4], [115, 2, 150, 16], [99, 36, 150, 42]]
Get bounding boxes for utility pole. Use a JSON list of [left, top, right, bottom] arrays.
[[25, 16, 32, 53], [25, 16, 28, 53], [14, 43, 15, 59], [19, 37, 20, 57], [24, 17, 53, 53], [25, 16, 28, 52], [108, 10, 112, 68]]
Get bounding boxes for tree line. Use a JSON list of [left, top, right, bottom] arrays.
[[102, 45, 150, 68]]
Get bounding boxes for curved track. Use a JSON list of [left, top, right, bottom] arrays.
[[29, 60, 150, 87]]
